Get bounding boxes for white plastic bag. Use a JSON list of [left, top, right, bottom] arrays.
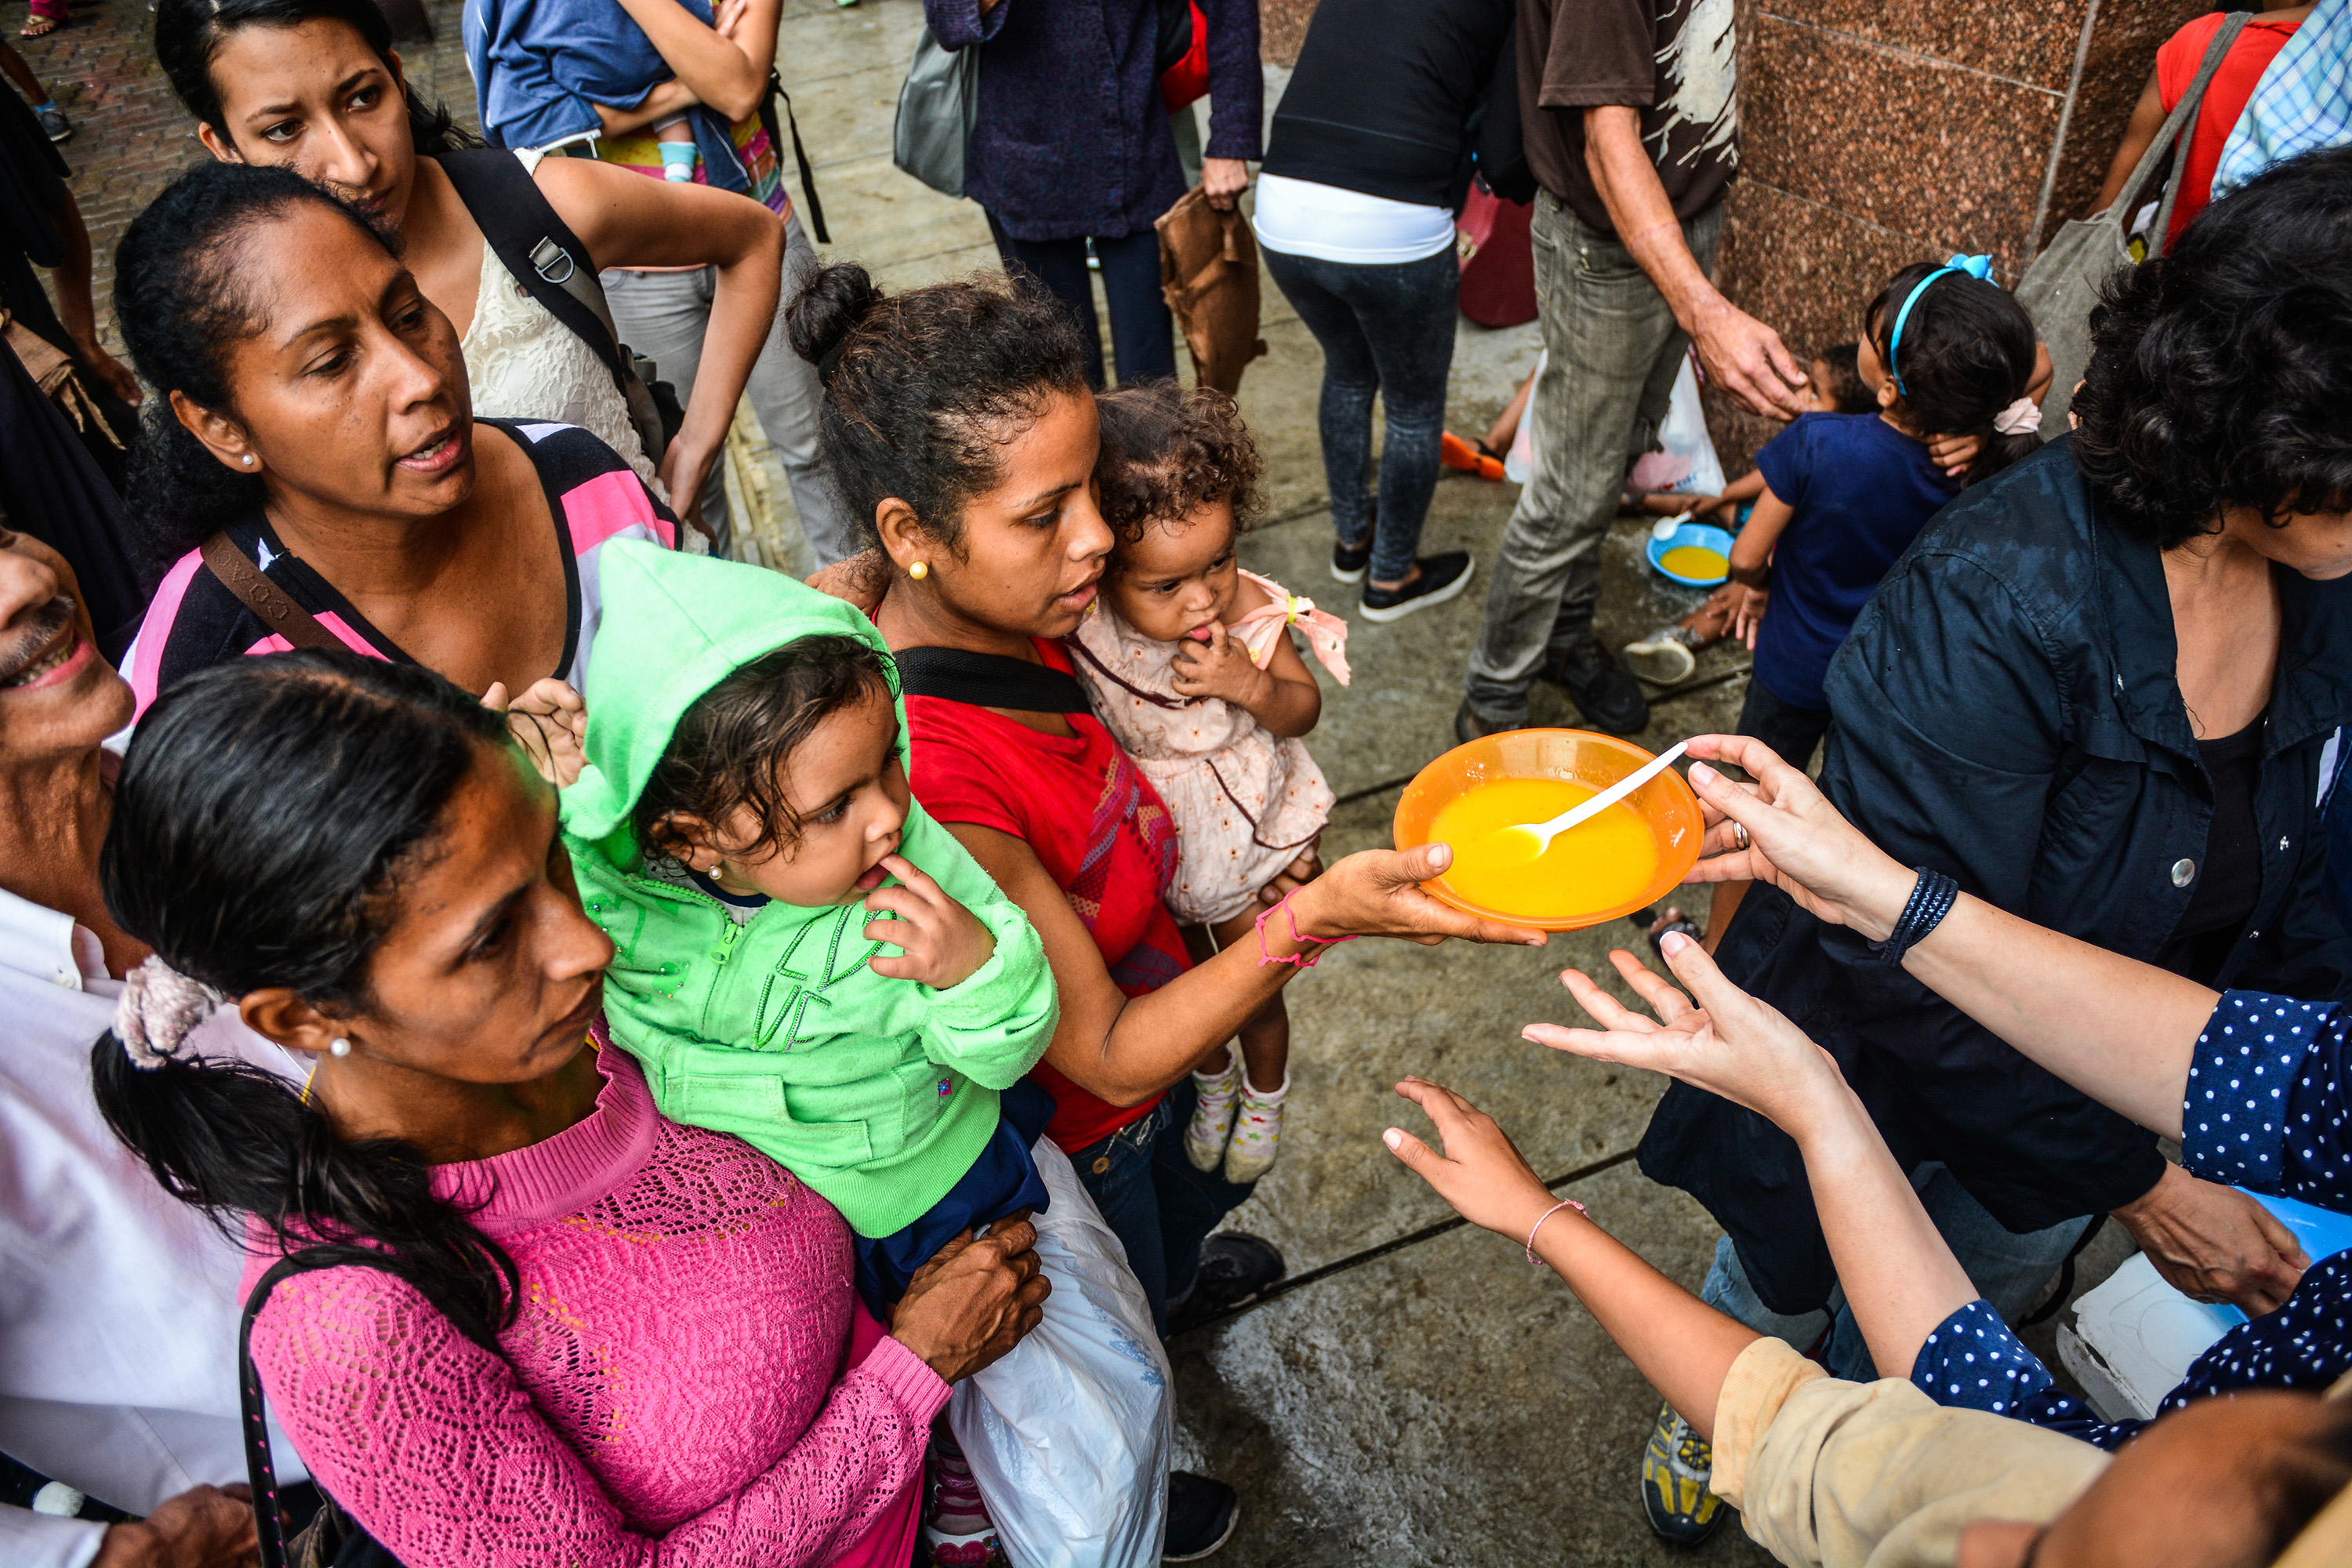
[[949, 1138, 1174, 1568], [1626, 351, 1727, 497]]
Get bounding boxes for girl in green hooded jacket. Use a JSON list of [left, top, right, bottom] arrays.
[[561, 540, 1177, 1568]]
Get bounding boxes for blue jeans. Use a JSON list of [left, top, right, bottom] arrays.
[[1067, 1078, 1257, 1334], [1261, 243, 1460, 586], [986, 217, 1177, 390], [1700, 1162, 2096, 1382]]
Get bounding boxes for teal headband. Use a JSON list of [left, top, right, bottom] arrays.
[[1888, 253, 1994, 396]]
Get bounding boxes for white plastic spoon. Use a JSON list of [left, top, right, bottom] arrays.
[[1494, 741, 1690, 860]]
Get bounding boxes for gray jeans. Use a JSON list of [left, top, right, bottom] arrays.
[[1464, 192, 1722, 724], [601, 212, 859, 565], [1700, 1162, 2096, 1384]]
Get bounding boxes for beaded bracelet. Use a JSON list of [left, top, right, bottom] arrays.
[[1526, 1198, 1590, 1264], [1872, 866, 1960, 966], [1254, 891, 1359, 967]]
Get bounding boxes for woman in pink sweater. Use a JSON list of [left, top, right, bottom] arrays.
[[91, 648, 1050, 1567]]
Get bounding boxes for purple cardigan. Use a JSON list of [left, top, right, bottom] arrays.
[[927, 0, 1262, 241]]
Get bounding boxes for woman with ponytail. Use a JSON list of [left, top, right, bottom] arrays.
[[112, 161, 674, 724], [93, 647, 1049, 1568], [1630, 147, 2352, 1509], [154, 0, 786, 533]]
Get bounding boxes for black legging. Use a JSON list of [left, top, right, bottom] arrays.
[[987, 215, 1177, 389]]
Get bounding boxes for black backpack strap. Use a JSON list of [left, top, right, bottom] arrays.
[[757, 76, 829, 245], [892, 646, 1093, 713], [432, 148, 630, 389]]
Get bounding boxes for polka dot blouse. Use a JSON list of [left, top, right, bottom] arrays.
[[1909, 989, 2352, 1450]]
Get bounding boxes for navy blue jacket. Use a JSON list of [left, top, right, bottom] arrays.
[[1642, 440, 2352, 1315], [927, 0, 1261, 240]]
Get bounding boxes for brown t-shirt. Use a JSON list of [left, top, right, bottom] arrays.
[[1515, 0, 1740, 235]]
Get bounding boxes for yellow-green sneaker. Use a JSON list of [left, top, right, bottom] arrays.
[[1642, 1399, 1727, 1544]]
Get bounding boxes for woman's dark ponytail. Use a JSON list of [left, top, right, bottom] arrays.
[[154, 0, 480, 157], [91, 651, 521, 1347], [114, 163, 398, 572], [1865, 263, 2044, 490]]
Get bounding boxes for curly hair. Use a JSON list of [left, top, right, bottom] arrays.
[[114, 162, 405, 573], [783, 263, 1091, 554], [632, 636, 896, 868], [2071, 145, 2352, 547], [1093, 381, 1264, 545]]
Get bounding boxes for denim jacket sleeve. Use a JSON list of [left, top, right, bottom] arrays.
[[1816, 550, 2170, 1225], [1198, 0, 1265, 160], [926, 0, 1007, 52]]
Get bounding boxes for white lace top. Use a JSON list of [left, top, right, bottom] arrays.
[[457, 151, 662, 496]]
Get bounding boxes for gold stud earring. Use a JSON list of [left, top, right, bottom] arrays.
[[909, 561, 929, 581]]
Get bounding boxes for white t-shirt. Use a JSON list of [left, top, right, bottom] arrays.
[[1250, 172, 1457, 266], [0, 887, 307, 1567]]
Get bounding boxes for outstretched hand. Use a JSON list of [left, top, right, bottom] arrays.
[[486, 678, 590, 789], [1678, 735, 1915, 939], [1302, 844, 1548, 949], [1381, 1078, 1559, 1240], [1527, 935, 1855, 1142]]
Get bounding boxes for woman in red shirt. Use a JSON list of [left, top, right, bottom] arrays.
[[787, 260, 1543, 1555], [2096, 2, 2311, 250]]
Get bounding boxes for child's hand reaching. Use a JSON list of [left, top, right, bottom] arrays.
[[485, 678, 589, 788], [865, 854, 998, 989], [1170, 622, 1268, 709]]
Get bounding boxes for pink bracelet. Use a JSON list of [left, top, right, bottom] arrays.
[[1254, 891, 1359, 968], [1525, 1198, 1589, 1264]]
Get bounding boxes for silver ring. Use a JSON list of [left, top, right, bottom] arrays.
[[1731, 821, 1751, 852]]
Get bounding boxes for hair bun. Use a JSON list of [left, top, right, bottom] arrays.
[[786, 263, 887, 383]]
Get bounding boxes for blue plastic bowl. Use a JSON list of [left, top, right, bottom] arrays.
[[1646, 520, 1737, 589]]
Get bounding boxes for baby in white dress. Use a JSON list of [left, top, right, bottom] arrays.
[[1070, 385, 1350, 1184]]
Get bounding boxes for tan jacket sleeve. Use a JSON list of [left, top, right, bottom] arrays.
[[1708, 1338, 2111, 1568]]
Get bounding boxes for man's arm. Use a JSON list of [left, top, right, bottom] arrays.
[[1583, 106, 1807, 418]]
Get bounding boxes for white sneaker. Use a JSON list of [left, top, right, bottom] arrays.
[[1185, 1060, 1241, 1172], [1222, 1071, 1289, 1185]]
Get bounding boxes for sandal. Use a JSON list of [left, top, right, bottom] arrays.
[[20, 14, 56, 34]]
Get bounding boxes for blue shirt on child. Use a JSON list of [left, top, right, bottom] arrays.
[[1750, 413, 1958, 713]]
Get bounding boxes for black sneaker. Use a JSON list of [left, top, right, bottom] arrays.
[[1359, 550, 1474, 623], [1539, 637, 1650, 735], [1165, 1232, 1284, 1335], [1454, 699, 1522, 746], [36, 105, 69, 143], [1163, 1472, 1240, 1561], [1330, 539, 1371, 584]]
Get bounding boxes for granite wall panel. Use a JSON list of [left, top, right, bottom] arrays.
[[1757, 0, 2088, 90], [2038, 0, 2204, 240], [1742, 14, 2066, 272]]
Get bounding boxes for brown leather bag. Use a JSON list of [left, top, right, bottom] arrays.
[[1154, 186, 1267, 397], [1, 309, 122, 450]]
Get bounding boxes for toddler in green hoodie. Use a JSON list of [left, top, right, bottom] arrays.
[[562, 539, 1062, 1308]]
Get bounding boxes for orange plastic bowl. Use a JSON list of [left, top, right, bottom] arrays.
[[1392, 728, 1704, 931]]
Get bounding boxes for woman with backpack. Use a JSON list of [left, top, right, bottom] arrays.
[[158, 0, 782, 537]]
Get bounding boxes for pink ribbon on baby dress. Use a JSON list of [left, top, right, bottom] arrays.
[[1228, 570, 1352, 687]]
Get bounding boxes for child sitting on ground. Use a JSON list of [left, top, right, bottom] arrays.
[[1620, 343, 1878, 684], [1067, 384, 1348, 1185]]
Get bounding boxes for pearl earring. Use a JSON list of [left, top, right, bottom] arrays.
[[241, 454, 256, 467], [909, 561, 928, 581], [328, 1037, 350, 1058]]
